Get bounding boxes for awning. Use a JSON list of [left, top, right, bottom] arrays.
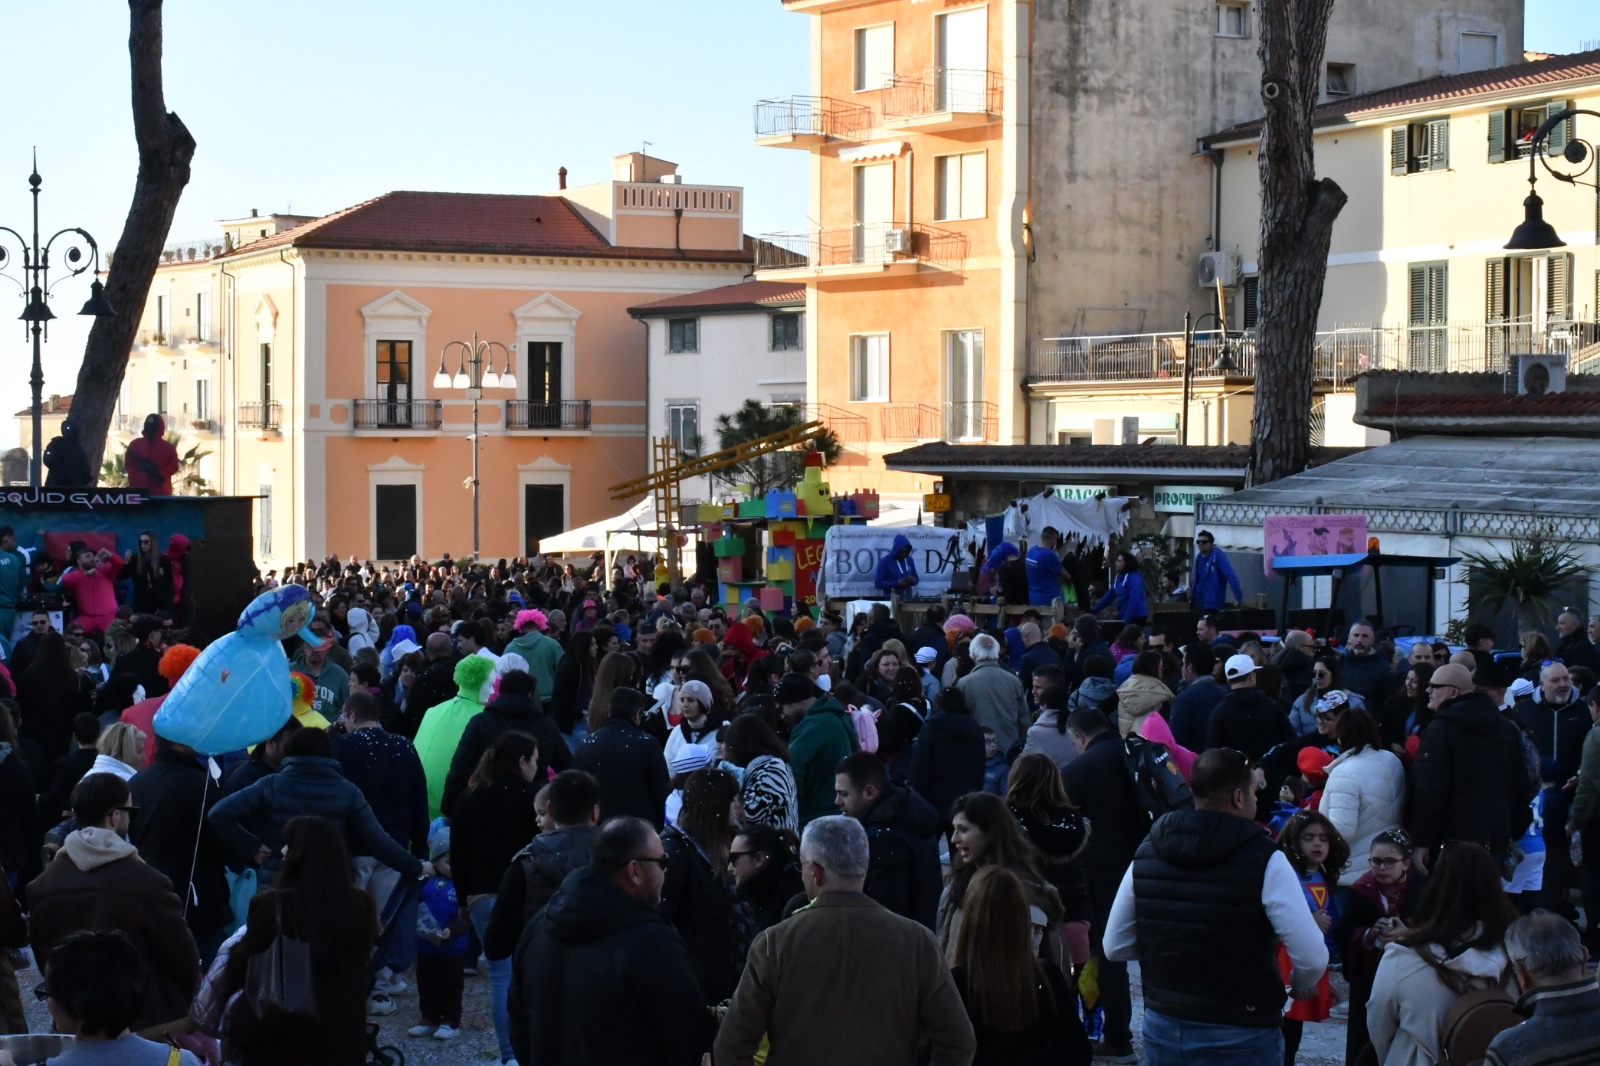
[[838, 140, 908, 162]]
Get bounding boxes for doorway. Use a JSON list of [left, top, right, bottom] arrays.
[[374, 484, 417, 560], [853, 162, 894, 263], [525, 484, 566, 556]]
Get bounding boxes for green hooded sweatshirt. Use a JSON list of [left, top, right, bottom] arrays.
[[505, 628, 562, 698], [413, 655, 497, 819]]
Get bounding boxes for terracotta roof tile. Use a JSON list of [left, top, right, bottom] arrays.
[[628, 280, 805, 317], [222, 191, 753, 264], [1366, 391, 1600, 419], [884, 443, 1360, 472], [1206, 48, 1600, 143], [13, 394, 73, 418]]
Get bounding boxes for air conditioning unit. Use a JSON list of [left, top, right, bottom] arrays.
[[1512, 353, 1566, 396], [1198, 251, 1239, 288], [883, 228, 912, 254]]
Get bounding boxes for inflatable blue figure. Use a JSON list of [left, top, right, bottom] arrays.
[[154, 585, 328, 754]]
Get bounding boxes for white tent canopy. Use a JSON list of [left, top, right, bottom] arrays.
[[539, 498, 657, 555]]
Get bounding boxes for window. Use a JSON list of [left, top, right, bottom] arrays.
[[854, 24, 894, 92], [155, 380, 169, 416], [1241, 276, 1260, 330], [376, 340, 412, 404], [935, 153, 987, 221], [770, 313, 802, 351], [195, 292, 211, 343], [1389, 118, 1449, 175], [668, 404, 699, 453], [195, 379, 210, 421], [1216, 2, 1248, 38], [667, 318, 698, 353], [1459, 32, 1498, 73], [529, 341, 562, 404], [260, 343, 273, 404], [1326, 63, 1355, 98], [155, 295, 168, 340], [374, 484, 418, 560], [1408, 262, 1448, 369], [257, 484, 272, 556], [945, 330, 985, 440], [1490, 101, 1574, 163], [850, 334, 889, 402]]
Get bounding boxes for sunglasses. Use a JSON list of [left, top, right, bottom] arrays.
[[632, 854, 669, 870], [727, 851, 757, 863], [1540, 658, 1565, 667]]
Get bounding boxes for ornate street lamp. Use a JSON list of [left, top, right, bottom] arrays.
[[434, 332, 515, 561], [0, 157, 116, 486], [1181, 310, 1242, 446], [1504, 107, 1598, 251]]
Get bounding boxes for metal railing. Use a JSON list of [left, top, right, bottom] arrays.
[[237, 402, 281, 430], [882, 68, 1003, 119], [780, 402, 871, 444], [506, 399, 591, 431], [136, 330, 221, 348], [754, 222, 968, 271], [354, 399, 442, 431], [1028, 320, 1600, 388], [160, 237, 228, 263], [881, 404, 943, 441], [754, 95, 872, 139], [944, 400, 999, 442]]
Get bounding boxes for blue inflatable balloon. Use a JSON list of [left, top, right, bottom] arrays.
[[153, 585, 323, 755]]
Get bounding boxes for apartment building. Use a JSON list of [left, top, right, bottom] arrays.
[[758, 0, 1524, 486], [121, 153, 751, 565]]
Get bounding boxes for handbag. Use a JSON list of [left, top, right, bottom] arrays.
[[244, 895, 318, 1019]]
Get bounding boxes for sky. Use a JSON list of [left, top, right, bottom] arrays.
[[0, 0, 1595, 449]]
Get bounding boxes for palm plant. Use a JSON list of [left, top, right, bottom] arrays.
[[173, 437, 215, 496], [100, 453, 128, 487], [1462, 527, 1587, 633]]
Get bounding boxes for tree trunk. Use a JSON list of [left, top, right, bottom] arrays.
[[71, 0, 195, 480], [1247, 0, 1347, 486]]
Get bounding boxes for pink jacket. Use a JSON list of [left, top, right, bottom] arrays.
[[59, 556, 122, 622], [1136, 709, 1197, 782]]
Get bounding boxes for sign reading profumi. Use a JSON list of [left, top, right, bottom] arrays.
[[1153, 485, 1230, 514], [0, 488, 148, 510]]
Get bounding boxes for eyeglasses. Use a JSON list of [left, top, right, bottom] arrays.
[[114, 805, 140, 816], [1368, 856, 1403, 868], [1425, 683, 1459, 693], [632, 854, 669, 870], [1540, 658, 1565, 667]]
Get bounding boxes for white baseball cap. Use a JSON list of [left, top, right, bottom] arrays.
[[914, 646, 938, 665], [1224, 653, 1257, 681]]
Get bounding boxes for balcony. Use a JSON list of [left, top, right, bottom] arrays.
[[881, 404, 942, 442], [880, 68, 1003, 131], [506, 399, 592, 432], [776, 402, 871, 444], [754, 96, 872, 148], [754, 222, 968, 278], [1026, 320, 1600, 389], [354, 399, 442, 431], [944, 401, 999, 442], [237, 401, 281, 431], [165, 412, 221, 434], [880, 402, 999, 442], [135, 330, 221, 350]]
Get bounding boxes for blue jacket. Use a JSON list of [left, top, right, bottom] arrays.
[[1093, 571, 1148, 621], [417, 875, 469, 957], [874, 534, 918, 592], [208, 754, 423, 884], [1190, 547, 1242, 611], [1024, 545, 1064, 605]]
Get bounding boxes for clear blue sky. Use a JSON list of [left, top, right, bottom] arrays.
[[0, 0, 1595, 448]]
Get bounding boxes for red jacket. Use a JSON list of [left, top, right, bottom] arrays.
[[126, 415, 180, 495]]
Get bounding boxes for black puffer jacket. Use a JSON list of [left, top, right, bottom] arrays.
[[484, 824, 596, 961], [1205, 687, 1294, 761], [1513, 693, 1590, 784], [1339, 651, 1393, 712], [1411, 690, 1535, 853], [129, 747, 233, 941], [401, 656, 459, 739], [1061, 731, 1147, 920], [733, 855, 804, 936], [573, 718, 671, 829], [861, 785, 943, 929], [658, 825, 743, 1004], [208, 755, 421, 884], [451, 776, 543, 897], [441, 691, 572, 815], [1012, 802, 1092, 924], [508, 867, 714, 1066], [908, 707, 986, 828]]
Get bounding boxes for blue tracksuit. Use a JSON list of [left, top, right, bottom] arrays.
[[1191, 547, 1243, 612], [874, 533, 918, 592], [1092, 571, 1148, 622]]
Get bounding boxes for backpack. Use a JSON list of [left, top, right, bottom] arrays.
[[1439, 986, 1522, 1065], [848, 704, 879, 753], [1123, 733, 1193, 825]]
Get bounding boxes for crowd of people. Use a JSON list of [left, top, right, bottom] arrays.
[[0, 534, 1595, 1065]]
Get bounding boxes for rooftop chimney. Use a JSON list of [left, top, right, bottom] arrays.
[[250, 208, 258, 217], [558, 166, 568, 190]]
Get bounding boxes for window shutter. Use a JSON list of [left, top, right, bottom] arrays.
[[1408, 266, 1427, 325], [1548, 252, 1573, 320], [1487, 109, 1507, 163], [1485, 258, 1507, 322], [1546, 100, 1573, 155], [1390, 127, 1410, 175], [1242, 276, 1260, 328], [1427, 264, 1448, 324], [1426, 119, 1449, 171]]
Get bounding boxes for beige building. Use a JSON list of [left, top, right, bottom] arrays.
[[758, 0, 1525, 489]]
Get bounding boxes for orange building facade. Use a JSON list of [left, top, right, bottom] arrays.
[[121, 155, 750, 566]]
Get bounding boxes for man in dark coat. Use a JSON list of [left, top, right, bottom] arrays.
[[27, 772, 200, 1030], [834, 751, 941, 929], [1411, 663, 1535, 864], [907, 687, 985, 829], [400, 632, 460, 739], [124, 413, 180, 496], [1062, 708, 1149, 1062], [1169, 644, 1226, 753], [485, 770, 601, 960], [1273, 630, 1318, 703], [905, 604, 948, 673], [1206, 654, 1294, 759], [1513, 661, 1590, 915], [128, 736, 233, 961], [1340, 620, 1394, 711], [442, 668, 570, 814], [572, 689, 670, 829], [41, 420, 92, 487], [508, 816, 714, 1066], [1554, 609, 1600, 675]]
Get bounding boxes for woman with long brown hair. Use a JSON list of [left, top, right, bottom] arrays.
[[938, 792, 1062, 963], [659, 766, 744, 1003], [1005, 754, 1091, 971], [124, 529, 174, 616], [17, 629, 94, 761], [550, 630, 598, 737], [952, 866, 1091, 1065], [219, 815, 379, 1064], [586, 650, 638, 734]]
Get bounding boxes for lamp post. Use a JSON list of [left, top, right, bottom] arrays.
[[1503, 107, 1598, 251], [1180, 311, 1241, 445], [434, 332, 515, 562], [0, 159, 116, 486]]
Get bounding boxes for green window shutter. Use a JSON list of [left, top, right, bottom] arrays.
[[1546, 101, 1572, 155], [1485, 258, 1507, 322], [1487, 109, 1507, 163], [1427, 119, 1449, 171], [1427, 264, 1448, 325], [1390, 127, 1410, 175], [1409, 265, 1428, 325], [1548, 252, 1573, 320]]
